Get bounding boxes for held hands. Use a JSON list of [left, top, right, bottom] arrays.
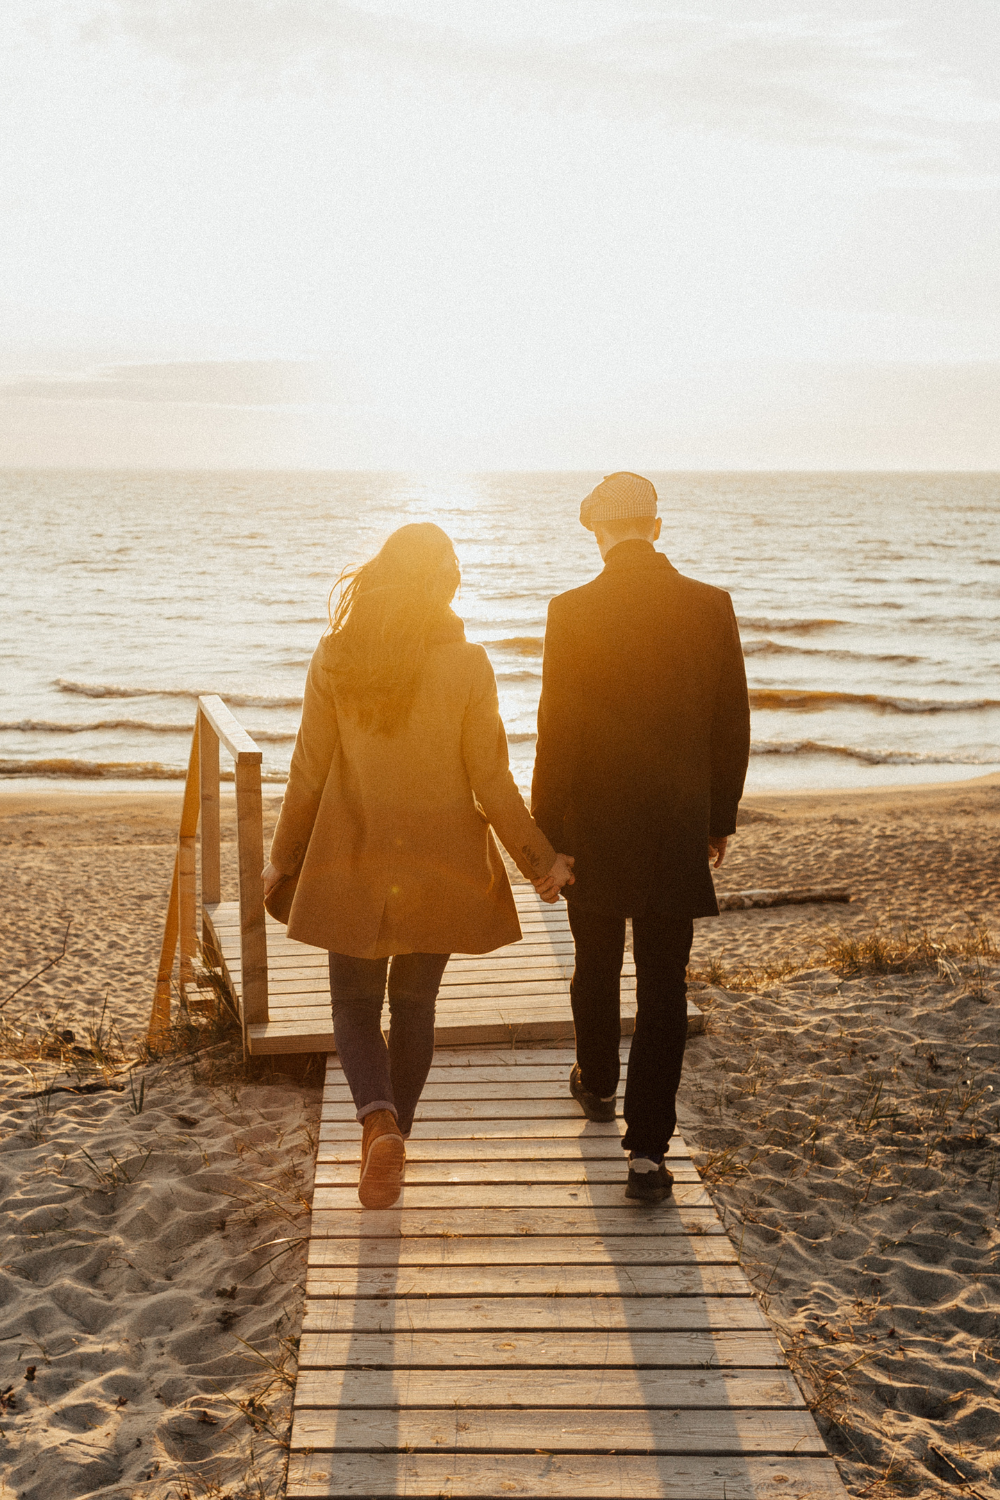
[[708, 835, 728, 869], [262, 861, 285, 898], [532, 853, 575, 904]]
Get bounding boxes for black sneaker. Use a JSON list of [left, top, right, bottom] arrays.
[[625, 1157, 674, 1202], [569, 1064, 617, 1123]]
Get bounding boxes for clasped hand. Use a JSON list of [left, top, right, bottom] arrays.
[[531, 852, 575, 904]]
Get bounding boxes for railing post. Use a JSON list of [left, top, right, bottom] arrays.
[[235, 754, 269, 1054], [198, 706, 221, 962], [149, 854, 179, 1045], [177, 722, 201, 1002]]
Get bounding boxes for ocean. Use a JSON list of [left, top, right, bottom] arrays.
[[2, 470, 999, 796]]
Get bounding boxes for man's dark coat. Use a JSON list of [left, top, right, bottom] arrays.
[[531, 539, 751, 918]]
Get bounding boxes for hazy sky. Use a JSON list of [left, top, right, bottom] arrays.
[[2, 0, 999, 468]]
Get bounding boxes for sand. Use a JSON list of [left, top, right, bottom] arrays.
[[1, 773, 999, 1497]]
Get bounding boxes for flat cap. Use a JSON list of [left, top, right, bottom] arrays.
[[579, 471, 658, 531]]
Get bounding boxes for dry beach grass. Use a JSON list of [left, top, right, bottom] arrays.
[[0, 773, 998, 1497]]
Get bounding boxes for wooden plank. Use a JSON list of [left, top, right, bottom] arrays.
[[291, 1407, 828, 1457], [322, 1080, 625, 1102], [318, 1118, 624, 1140], [321, 1099, 629, 1121], [259, 974, 619, 999], [314, 1161, 700, 1186], [248, 1025, 336, 1055], [149, 851, 180, 1043], [235, 758, 269, 1036], [197, 692, 263, 763], [311, 1180, 713, 1210], [198, 706, 222, 911], [292, 1367, 805, 1411], [177, 723, 200, 991], [315, 1138, 687, 1163], [297, 1327, 784, 1370], [308, 1212, 731, 1248], [300, 1295, 768, 1333], [338, 1044, 630, 1071], [304, 1264, 752, 1300], [287, 1453, 845, 1499]]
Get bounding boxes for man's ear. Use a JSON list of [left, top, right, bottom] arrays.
[[652, 517, 662, 541]]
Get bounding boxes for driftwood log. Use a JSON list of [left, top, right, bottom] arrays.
[[717, 887, 851, 911]]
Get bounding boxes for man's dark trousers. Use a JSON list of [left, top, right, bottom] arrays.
[[568, 898, 694, 1160]]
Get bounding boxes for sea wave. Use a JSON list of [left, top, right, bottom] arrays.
[[750, 740, 997, 767], [54, 679, 303, 709], [0, 757, 289, 782], [742, 641, 921, 664], [482, 636, 544, 656], [495, 669, 542, 683], [738, 617, 844, 633], [749, 688, 1000, 714], [507, 731, 538, 744], [0, 718, 296, 742]]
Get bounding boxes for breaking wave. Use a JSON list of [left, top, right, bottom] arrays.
[[482, 636, 544, 657], [738, 617, 844, 633], [751, 740, 998, 767], [0, 718, 296, 742], [0, 758, 288, 782], [749, 689, 1000, 714], [742, 640, 921, 664], [54, 679, 303, 709]]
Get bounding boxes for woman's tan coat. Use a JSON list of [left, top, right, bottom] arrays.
[[268, 615, 556, 958]]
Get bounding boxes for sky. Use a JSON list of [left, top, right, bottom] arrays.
[[2, 0, 999, 469]]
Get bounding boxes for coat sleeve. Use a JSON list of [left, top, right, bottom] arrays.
[[708, 594, 751, 838], [269, 642, 340, 876], [530, 595, 578, 849], [461, 646, 556, 881]]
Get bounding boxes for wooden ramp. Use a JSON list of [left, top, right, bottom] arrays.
[[207, 886, 704, 1055], [287, 1042, 848, 1500]]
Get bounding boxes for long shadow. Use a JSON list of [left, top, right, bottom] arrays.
[[320, 1060, 404, 1487], [581, 1038, 755, 1485]]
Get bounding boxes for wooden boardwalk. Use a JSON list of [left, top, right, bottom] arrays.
[[287, 1041, 848, 1500], [207, 886, 704, 1055]]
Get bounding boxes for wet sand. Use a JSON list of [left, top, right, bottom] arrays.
[[0, 774, 998, 1497]]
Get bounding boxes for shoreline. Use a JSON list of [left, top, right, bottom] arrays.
[[1, 765, 997, 817]]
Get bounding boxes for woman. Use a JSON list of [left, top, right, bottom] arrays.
[[262, 522, 574, 1209]]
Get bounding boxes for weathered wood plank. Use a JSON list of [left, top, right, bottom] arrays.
[[320, 1098, 632, 1121], [310, 1182, 715, 1211], [307, 1228, 733, 1261], [316, 1138, 689, 1163], [290, 1407, 827, 1457], [319, 1117, 623, 1140], [288, 1452, 843, 1499], [359, 1045, 625, 1069], [314, 1161, 700, 1186], [287, 1452, 845, 1500], [322, 1079, 624, 1102], [300, 1295, 768, 1333], [297, 1328, 784, 1369], [292, 1366, 805, 1411], [304, 1264, 751, 1300]]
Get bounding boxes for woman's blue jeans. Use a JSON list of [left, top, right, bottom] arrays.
[[328, 951, 450, 1133]]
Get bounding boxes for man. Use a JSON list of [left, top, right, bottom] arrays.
[[531, 472, 750, 1202]]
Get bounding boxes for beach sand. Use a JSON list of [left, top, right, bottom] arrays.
[[0, 774, 998, 1497]]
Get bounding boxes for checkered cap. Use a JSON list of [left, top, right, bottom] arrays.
[[579, 472, 658, 531]]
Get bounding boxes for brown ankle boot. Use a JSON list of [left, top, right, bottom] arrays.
[[358, 1110, 405, 1208]]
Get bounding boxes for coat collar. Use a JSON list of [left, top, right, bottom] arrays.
[[601, 539, 674, 575]]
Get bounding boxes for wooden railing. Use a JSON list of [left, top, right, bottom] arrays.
[[149, 695, 269, 1052]]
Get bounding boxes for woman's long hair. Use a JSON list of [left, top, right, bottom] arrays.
[[326, 522, 461, 735]]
